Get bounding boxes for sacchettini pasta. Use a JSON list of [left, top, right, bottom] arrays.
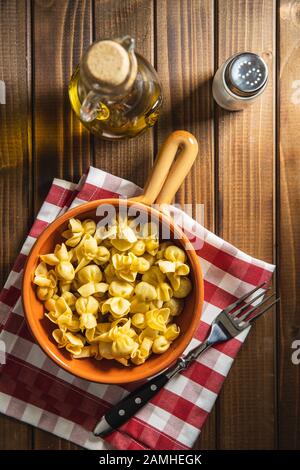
[[33, 216, 192, 366]]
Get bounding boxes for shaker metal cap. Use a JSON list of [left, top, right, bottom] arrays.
[[225, 52, 268, 97]]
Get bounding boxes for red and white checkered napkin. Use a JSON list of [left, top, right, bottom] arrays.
[[0, 167, 275, 450]]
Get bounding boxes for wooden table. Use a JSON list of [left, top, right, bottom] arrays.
[[0, 0, 299, 450]]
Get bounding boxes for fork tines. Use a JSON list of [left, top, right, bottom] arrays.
[[223, 281, 267, 314], [225, 282, 279, 325], [236, 293, 278, 323]]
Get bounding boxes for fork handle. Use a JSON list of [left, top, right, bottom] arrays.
[[93, 372, 169, 437], [93, 343, 212, 438]]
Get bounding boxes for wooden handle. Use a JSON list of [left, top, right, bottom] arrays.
[[132, 130, 198, 206]]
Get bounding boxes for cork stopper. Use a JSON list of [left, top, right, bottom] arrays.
[[86, 40, 131, 87]]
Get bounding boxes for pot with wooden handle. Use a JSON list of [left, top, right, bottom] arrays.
[[22, 130, 204, 384]]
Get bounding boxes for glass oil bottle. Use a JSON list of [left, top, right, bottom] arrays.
[[69, 36, 163, 140]]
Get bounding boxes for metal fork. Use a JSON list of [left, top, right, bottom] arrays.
[[94, 282, 279, 437]]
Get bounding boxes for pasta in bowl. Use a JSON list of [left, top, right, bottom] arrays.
[[22, 131, 204, 383], [32, 215, 193, 367]]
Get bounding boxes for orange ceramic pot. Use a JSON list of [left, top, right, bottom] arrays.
[[22, 131, 204, 384]]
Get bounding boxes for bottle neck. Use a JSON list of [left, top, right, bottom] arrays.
[[78, 37, 138, 122]]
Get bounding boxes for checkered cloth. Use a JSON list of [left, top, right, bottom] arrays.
[[0, 167, 275, 450]]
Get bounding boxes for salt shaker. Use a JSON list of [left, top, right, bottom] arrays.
[[212, 52, 268, 111]]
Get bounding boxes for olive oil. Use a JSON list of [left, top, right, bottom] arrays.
[[68, 37, 163, 140]]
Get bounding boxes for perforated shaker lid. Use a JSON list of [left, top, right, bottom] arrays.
[[225, 52, 268, 97]]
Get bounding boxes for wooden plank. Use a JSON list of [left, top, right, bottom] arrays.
[[216, 0, 276, 449], [32, 0, 92, 449], [33, 429, 79, 450], [155, 0, 216, 449], [93, 0, 154, 187], [0, 0, 33, 450], [33, 0, 92, 209], [278, 0, 300, 449], [0, 417, 32, 450]]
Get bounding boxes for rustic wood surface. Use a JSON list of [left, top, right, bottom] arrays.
[[0, 0, 299, 450], [216, 0, 277, 449]]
